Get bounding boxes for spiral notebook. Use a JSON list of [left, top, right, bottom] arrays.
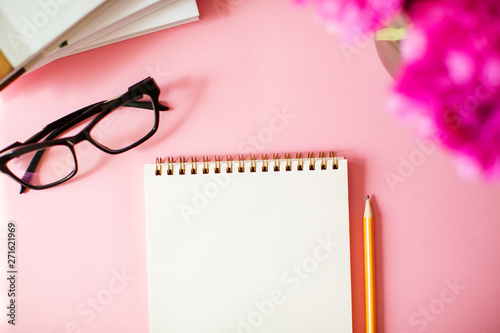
[[144, 152, 352, 333]]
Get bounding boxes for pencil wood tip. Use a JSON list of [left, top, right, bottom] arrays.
[[364, 195, 373, 218]]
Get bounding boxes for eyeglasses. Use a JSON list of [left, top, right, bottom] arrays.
[[0, 77, 169, 193]]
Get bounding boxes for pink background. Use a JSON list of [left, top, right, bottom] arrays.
[[1, 0, 500, 332]]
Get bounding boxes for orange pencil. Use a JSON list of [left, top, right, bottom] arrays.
[[364, 195, 376, 333]]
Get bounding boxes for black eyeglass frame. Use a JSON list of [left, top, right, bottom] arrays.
[[0, 77, 169, 192]]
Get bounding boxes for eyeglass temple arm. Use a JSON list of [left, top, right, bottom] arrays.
[[123, 101, 169, 111], [22, 100, 168, 146], [22, 102, 103, 146], [19, 100, 169, 193]]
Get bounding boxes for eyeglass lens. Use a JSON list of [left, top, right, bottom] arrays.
[[89, 95, 156, 152], [6, 145, 75, 187]]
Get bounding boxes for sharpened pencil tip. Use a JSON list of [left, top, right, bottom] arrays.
[[364, 195, 373, 218]]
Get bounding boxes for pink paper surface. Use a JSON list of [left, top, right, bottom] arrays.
[[1, 0, 499, 332]]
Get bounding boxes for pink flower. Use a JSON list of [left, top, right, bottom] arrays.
[[390, 0, 500, 179], [294, 0, 404, 41]]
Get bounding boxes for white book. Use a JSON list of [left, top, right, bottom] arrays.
[[30, 0, 180, 71], [0, 0, 114, 90], [72, 0, 199, 55], [144, 153, 353, 333]]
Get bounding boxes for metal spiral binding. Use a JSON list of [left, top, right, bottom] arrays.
[[226, 155, 233, 173], [179, 157, 186, 175], [262, 154, 269, 172], [155, 151, 339, 175], [155, 158, 162, 176], [238, 155, 245, 172], [167, 157, 174, 175], [330, 151, 338, 169], [250, 155, 257, 172], [308, 152, 315, 170], [214, 156, 221, 173], [320, 152, 327, 170], [191, 157, 197, 174], [297, 153, 303, 170], [285, 153, 292, 171], [203, 156, 210, 174], [273, 154, 280, 171]]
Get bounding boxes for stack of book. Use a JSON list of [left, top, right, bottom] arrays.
[[0, 0, 199, 91]]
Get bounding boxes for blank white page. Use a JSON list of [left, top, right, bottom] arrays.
[[144, 154, 352, 333]]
